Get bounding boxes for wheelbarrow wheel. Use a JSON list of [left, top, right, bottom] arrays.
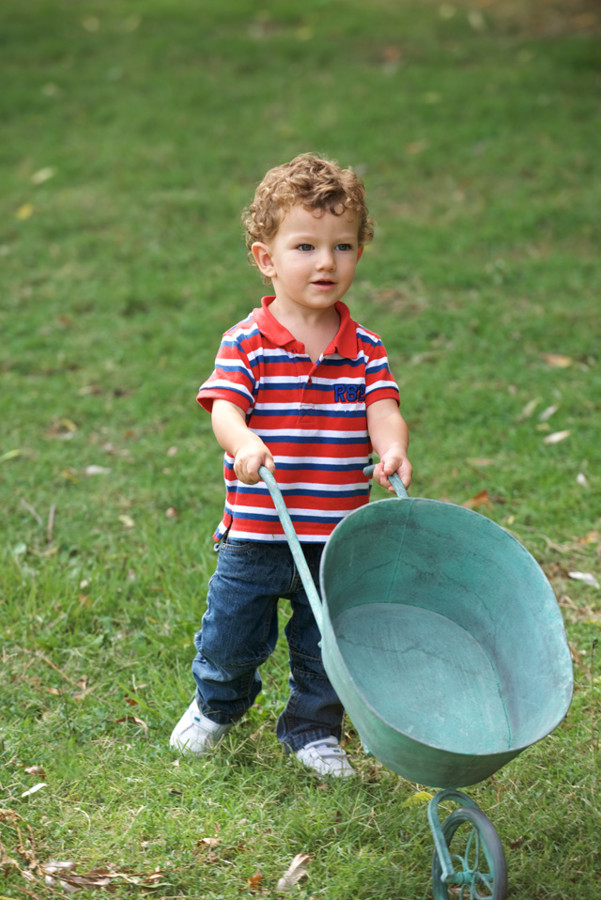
[[431, 807, 507, 900]]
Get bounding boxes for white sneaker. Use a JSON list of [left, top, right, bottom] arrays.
[[295, 737, 355, 778], [170, 698, 232, 757]]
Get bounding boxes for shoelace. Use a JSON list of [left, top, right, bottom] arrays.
[[304, 739, 347, 760]]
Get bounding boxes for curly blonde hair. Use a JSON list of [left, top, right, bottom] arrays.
[[243, 153, 374, 264]]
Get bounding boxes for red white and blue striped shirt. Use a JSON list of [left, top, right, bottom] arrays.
[[198, 296, 400, 542]]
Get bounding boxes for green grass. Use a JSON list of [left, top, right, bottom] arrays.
[[1, 1, 600, 897]]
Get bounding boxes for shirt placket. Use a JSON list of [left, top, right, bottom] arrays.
[[299, 358, 321, 419]]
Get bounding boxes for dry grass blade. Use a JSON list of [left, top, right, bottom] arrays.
[[36, 654, 85, 689], [42, 863, 165, 891], [1, 809, 164, 893], [0, 809, 44, 890]]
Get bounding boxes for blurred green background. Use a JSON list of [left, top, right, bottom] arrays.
[[1, 2, 600, 897]]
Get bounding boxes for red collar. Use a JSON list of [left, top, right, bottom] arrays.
[[252, 296, 358, 359]]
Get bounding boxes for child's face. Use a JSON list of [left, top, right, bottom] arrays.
[[251, 205, 363, 316]]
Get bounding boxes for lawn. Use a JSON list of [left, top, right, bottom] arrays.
[[1, 1, 600, 898]]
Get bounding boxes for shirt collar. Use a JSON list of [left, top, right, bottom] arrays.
[[252, 296, 358, 360]]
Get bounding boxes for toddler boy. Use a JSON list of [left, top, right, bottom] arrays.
[[170, 153, 412, 776]]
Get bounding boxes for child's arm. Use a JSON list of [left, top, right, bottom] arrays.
[[366, 398, 412, 492], [211, 399, 276, 484]]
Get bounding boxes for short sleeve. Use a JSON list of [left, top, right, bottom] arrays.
[[197, 333, 256, 414], [360, 331, 400, 407]]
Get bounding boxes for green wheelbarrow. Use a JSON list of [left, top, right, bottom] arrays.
[[259, 465, 573, 899]]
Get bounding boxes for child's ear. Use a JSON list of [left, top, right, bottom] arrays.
[[251, 242, 276, 278], [357, 246, 364, 261]]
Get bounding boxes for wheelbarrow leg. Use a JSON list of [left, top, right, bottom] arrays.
[[428, 789, 508, 900]]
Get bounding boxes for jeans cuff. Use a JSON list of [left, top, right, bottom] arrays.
[[281, 729, 340, 754]]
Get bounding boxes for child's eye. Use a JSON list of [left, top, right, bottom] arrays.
[[336, 243, 353, 251], [297, 243, 314, 251]]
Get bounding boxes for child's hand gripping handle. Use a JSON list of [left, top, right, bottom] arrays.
[[363, 464, 409, 500]]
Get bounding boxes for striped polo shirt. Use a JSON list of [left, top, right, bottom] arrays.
[[198, 296, 400, 542]]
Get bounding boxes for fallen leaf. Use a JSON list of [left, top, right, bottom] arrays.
[[21, 783, 47, 798], [277, 853, 312, 893], [516, 397, 541, 421], [43, 861, 76, 874], [466, 457, 497, 467], [197, 837, 221, 849], [468, 9, 485, 30], [568, 572, 600, 589], [24, 678, 61, 696], [403, 790, 434, 807], [81, 16, 100, 32], [24, 766, 46, 778], [48, 417, 78, 439], [404, 139, 429, 155], [42, 862, 164, 891], [462, 489, 491, 509], [577, 473, 588, 487], [84, 465, 111, 476], [439, 4, 457, 20], [539, 404, 559, 421], [541, 353, 573, 368], [0, 810, 165, 893], [119, 514, 135, 529], [16, 203, 34, 220], [543, 430, 571, 445], [248, 869, 263, 892], [31, 166, 57, 185], [120, 15, 141, 33], [382, 45, 402, 62], [115, 715, 148, 735]]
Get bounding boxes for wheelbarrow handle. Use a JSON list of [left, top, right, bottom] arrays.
[[258, 466, 324, 632], [363, 464, 409, 500]]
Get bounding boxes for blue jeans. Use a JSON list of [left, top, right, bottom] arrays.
[[191, 538, 344, 752]]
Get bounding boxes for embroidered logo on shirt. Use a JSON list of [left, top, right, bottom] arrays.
[[333, 384, 366, 403]]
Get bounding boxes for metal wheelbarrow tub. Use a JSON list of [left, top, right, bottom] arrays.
[[320, 479, 573, 788], [260, 468, 573, 789]]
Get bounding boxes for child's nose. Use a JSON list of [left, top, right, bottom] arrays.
[[316, 248, 335, 270]]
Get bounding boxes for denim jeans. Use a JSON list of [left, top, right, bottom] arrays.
[[191, 538, 344, 752]]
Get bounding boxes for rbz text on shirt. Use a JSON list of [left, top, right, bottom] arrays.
[[333, 384, 366, 403]]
